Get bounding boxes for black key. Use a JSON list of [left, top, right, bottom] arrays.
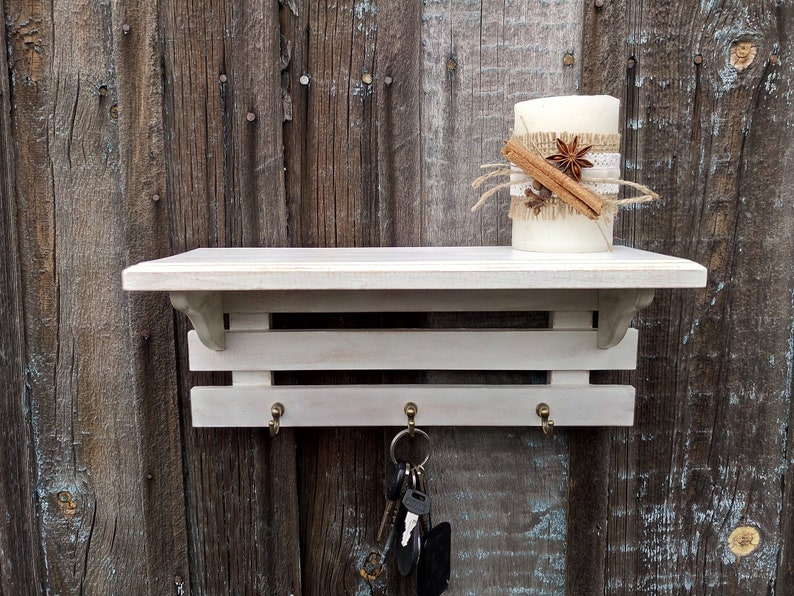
[[417, 522, 451, 596], [395, 488, 431, 576]]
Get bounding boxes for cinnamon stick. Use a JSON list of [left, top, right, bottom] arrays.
[[501, 139, 604, 219]]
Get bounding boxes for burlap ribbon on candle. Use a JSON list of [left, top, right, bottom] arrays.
[[471, 131, 658, 220]]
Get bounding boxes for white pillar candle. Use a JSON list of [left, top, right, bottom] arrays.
[[514, 95, 619, 136], [510, 95, 620, 253]]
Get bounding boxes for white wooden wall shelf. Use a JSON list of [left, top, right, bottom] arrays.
[[122, 246, 706, 432]]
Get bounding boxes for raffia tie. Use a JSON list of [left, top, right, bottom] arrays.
[[471, 134, 659, 215]]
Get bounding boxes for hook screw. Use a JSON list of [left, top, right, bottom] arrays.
[[536, 403, 555, 436], [269, 403, 284, 437]]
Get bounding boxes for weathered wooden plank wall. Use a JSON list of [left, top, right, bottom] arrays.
[[582, 2, 794, 593], [1, 0, 792, 594]]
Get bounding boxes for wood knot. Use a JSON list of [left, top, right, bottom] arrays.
[[728, 526, 760, 558], [730, 40, 757, 71], [359, 551, 384, 581], [56, 491, 77, 520]]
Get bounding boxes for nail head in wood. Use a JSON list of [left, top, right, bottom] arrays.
[[219, 73, 228, 83], [563, 52, 575, 67], [246, 111, 256, 122], [299, 73, 311, 85]]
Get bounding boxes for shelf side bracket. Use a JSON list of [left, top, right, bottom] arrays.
[[170, 291, 225, 350], [597, 288, 655, 349]]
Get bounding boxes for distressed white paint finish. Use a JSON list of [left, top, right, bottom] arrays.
[[549, 311, 592, 385], [229, 313, 272, 385], [122, 246, 705, 433], [222, 288, 600, 313], [122, 246, 707, 291], [190, 385, 636, 428], [187, 328, 639, 372]]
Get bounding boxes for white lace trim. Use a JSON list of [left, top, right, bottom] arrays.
[[511, 152, 620, 196]]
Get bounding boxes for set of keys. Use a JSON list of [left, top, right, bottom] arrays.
[[375, 426, 451, 595]]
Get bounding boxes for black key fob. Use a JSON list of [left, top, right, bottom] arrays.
[[417, 522, 451, 595]]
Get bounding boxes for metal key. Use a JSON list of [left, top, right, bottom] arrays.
[[414, 466, 432, 533], [376, 461, 411, 546], [396, 488, 431, 575]]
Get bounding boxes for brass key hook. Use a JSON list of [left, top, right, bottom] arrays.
[[536, 403, 554, 437], [269, 402, 284, 437], [404, 402, 418, 437]]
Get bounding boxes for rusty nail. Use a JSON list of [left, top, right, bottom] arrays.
[[627, 56, 636, 69], [122, 23, 131, 35], [384, 76, 393, 86], [246, 112, 256, 122], [770, 53, 779, 64], [151, 193, 160, 202], [563, 52, 575, 67], [299, 73, 311, 85], [219, 73, 228, 83], [110, 105, 119, 119], [594, 0, 605, 7], [446, 56, 457, 71], [362, 72, 373, 85], [694, 53, 703, 65], [98, 85, 108, 96]]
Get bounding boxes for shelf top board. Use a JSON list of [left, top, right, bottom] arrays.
[[122, 246, 707, 291]]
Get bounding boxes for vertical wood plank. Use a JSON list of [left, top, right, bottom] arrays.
[[282, 2, 403, 591], [416, 2, 585, 591], [116, 0, 192, 590], [159, 0, 301, 592], [420, 0, 583, 247], [0, 10, 44, 592], [571, 3, 630, 591], [583, 1, 794, 592], [4, 0, 173, 591]]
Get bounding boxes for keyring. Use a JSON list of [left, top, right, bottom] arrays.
[[389, 428, 431, 468]]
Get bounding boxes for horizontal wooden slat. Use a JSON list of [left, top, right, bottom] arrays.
[[187, 328, 638, 372], [122, 246, 708, 291], [190, 385, 636, 427], [222, 289, 599, 313]]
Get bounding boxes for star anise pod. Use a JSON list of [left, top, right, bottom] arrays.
[[547, 136, 593, 182]]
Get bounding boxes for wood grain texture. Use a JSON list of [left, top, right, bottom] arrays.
[[6, 0, 794, 593], [115, 1, 193, 591], [0, 10, 44, 593], [280, 2, 410, 592], [417, 2, 587, 592], [420, 0, 583, 248], [159, 0, 301, 593], [583, 1, 794, 592], [5, 0, 172, 591]]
